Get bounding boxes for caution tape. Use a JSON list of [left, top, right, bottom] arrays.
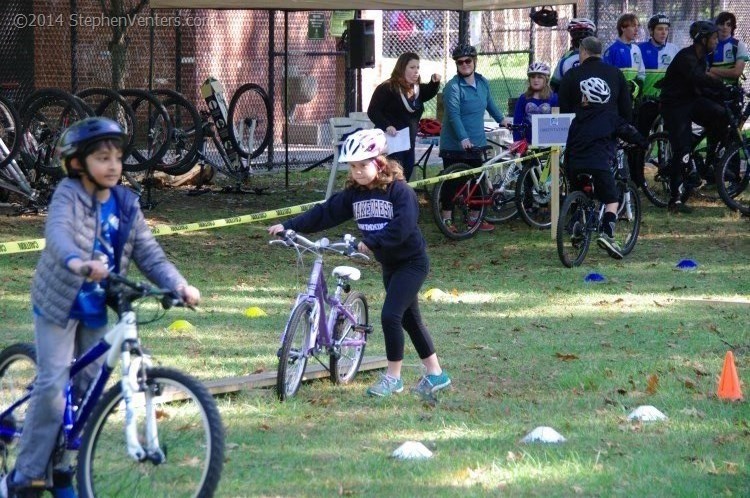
[[0, 149, 551, 255]]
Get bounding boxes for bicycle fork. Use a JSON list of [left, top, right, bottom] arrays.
[[117, 318, 164, 464]]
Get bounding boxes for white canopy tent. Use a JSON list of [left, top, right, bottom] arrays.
[[150, 0, 570, 10]]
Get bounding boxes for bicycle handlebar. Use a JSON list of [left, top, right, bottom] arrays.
[[270, 230, 370, 261], [76, 267, 188, 310]]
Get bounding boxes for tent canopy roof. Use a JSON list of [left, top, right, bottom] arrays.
[[150, 0, 570, 11]]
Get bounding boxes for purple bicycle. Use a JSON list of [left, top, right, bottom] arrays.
[[270, 230, 372, 401]]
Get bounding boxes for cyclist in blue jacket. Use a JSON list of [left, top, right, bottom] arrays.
[[269, 129, 450, 399]]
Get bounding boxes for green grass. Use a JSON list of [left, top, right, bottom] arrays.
[[0, 170, 748, 497]]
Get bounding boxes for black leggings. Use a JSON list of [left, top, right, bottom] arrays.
[[439, 154, 483, 212], [380, 255, 436, 362]]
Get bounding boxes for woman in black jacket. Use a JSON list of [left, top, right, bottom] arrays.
[[367, 52, 441, 181]]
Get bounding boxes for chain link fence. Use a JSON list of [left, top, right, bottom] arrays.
[[1, 1, 748, 188]]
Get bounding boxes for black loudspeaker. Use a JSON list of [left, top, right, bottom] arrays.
[[345, 19, 375, 69]]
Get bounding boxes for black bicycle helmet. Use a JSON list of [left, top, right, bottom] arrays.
[[57, 117, 125, 177], [530, 7, 558, 28], [451, 44, 477, 60], [689, 20, 718, 42], [647, 14, 670, 31]]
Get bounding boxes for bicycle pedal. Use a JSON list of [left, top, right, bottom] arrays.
[[357, 325, 374, 335]]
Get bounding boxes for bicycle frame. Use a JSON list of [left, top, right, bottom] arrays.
[[285, 256, 365, 355], [0, 309, 162, 469], [448, 145, 523, 208]]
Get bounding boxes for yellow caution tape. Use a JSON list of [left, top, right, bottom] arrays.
[[0, 150, 550, 256]]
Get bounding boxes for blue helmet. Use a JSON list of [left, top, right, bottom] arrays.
[[57, 117, 125, 175]]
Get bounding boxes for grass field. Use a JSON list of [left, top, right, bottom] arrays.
[[0, 169, 748, 497]]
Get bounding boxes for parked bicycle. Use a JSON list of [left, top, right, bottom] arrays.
[[557, 146, 642, 267], [430, 131, 533, 240], [514, 145, 568, 229], [0, 272, 224, 497], [270, 230, 372, 401]]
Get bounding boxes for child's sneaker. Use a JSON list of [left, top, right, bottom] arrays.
[[469, 220, 495, 232], [366, 374, 404, 397], [412, 371, 452, 396]]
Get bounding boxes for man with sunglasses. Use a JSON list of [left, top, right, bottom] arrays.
[[439, 43, 510, 232]]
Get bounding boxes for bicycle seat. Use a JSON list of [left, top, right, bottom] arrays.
[[509, 139, 528, 155], [332, 266, 360, 281]]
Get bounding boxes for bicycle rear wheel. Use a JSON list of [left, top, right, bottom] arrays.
[[643, 132, 672, 208], [151, 89, 204, 176], [0, 95, 20, 170], [330, 292, 368, 385], [616, 181, 642, 256], [227, 83, 271, 160], [557, 191, 593, 268], [715, 142, 750, 215], [77, 367, 224, 498], [430, 164, 486, 240], [76, 87, 137, 158], [19, 88, 88, 176], [515, 158, 567, 229], [0, 343, 37, 476], [119, 89, 171, 172], [277, 302, 313, 401]]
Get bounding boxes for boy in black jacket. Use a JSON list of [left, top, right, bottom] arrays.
[[559, 37, 647, 259]]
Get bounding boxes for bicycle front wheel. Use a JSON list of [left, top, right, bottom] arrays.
[[0, 343, 36, 474], [330, 292, 368, 385], [277, 302, 313, 401], [77, 367, 224, 498], [715, 142, 750, 215], [228, 83, 271, 160], [557, 191, 593, 268], [643, 132, 672, 208], [430, 164, 486, 240]]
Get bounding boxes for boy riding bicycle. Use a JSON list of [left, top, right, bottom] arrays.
[[2, 117, 200, 498], [559, 37, 648, 259]]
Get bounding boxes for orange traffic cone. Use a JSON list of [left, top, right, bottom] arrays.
[[717, 351, 743, 401]]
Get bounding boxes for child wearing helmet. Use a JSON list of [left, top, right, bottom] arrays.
[[559, 37, 647, 260], [512, 61, 558, 142], [551, 18, 596, 92], [268, 129, 450, 398], [3, 117, 200, 496]]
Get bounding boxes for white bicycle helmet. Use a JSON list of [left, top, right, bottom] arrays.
[[527, 61, 551, 76], [567, 18, 596, 39], [579, 77, 611, 104], [338, 129, 387, 163]]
